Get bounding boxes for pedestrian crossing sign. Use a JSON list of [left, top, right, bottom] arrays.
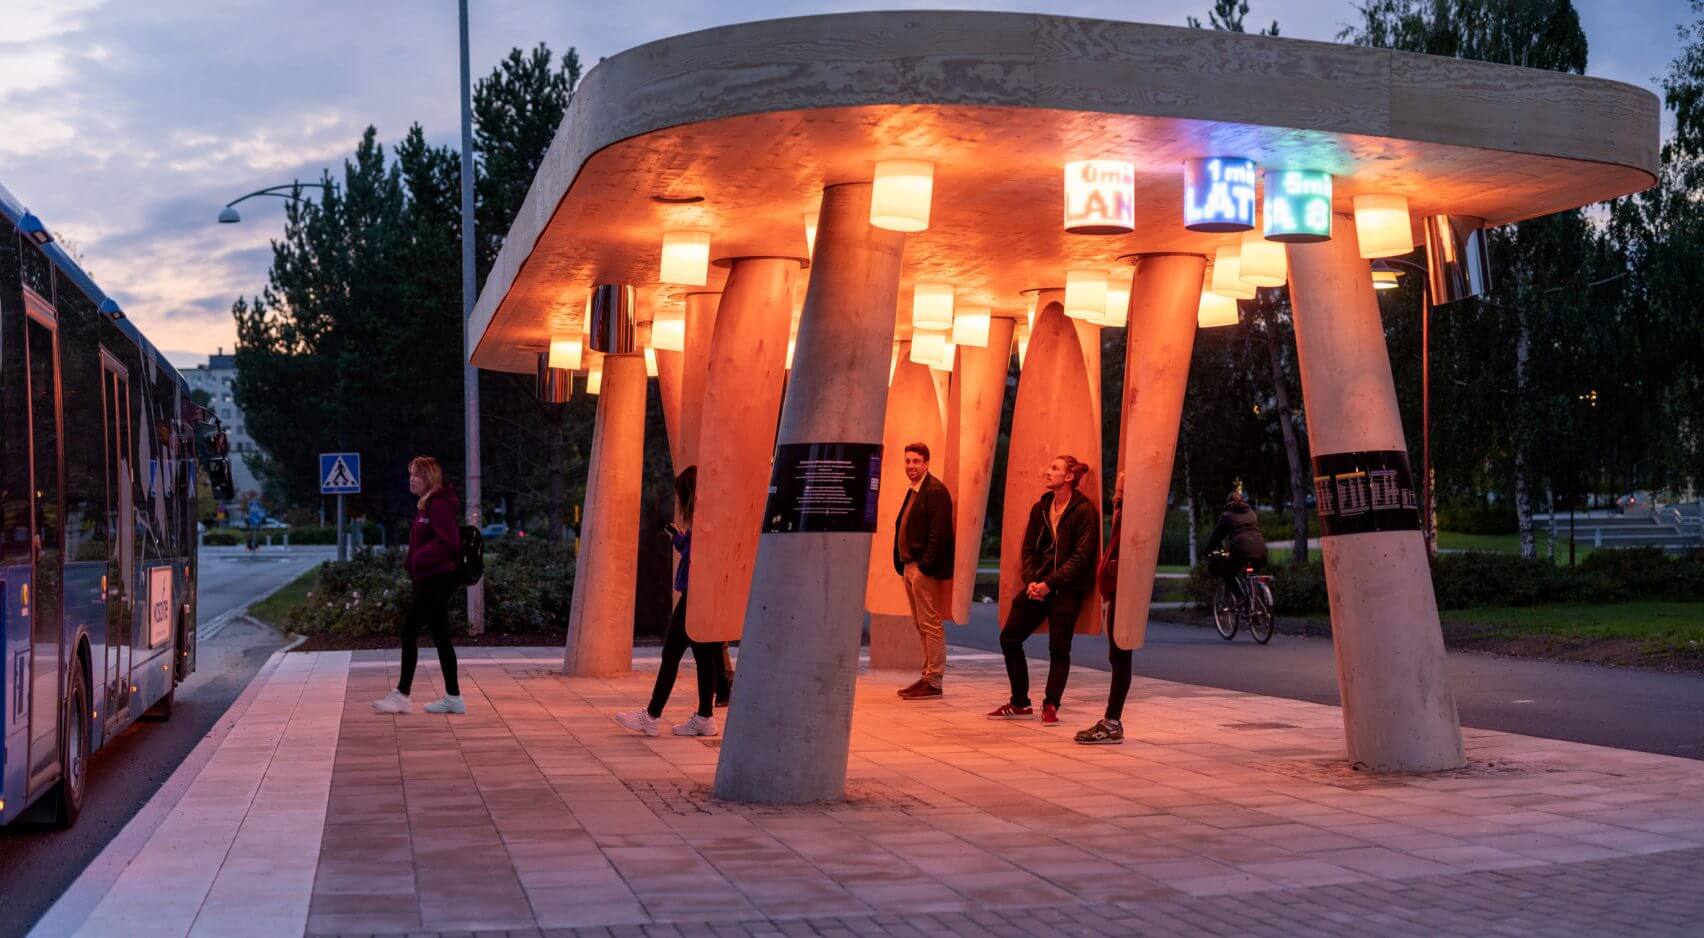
[[319, 452, 361, 494]]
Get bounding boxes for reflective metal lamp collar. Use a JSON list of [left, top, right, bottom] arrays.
[[588, 284, 637, 354], [18, 212, 52, 245], [1423, 215, 1491, 305]]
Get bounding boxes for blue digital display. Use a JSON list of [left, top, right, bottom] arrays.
[[1183, 157, 1257, 232], [1264, 170, 1334, 243]]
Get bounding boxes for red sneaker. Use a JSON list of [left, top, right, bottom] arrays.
[[1041, 704, 1060, 727], [986, 703, 1034, 720]]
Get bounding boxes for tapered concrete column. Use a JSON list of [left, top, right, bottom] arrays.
[[1112, 255, 1205, 651], [999, 295, 1101, 636], [655, 346, 685, 472], [1287, 216, 1465, 773], [1073, 317, 1102, 433], [866, 348, 947, 669], [947, 316, 1015, 623], [680, 292, 722, 466], [688, 258, 799, 643], [714, 182, 904, 803], [564, 352, 648, 676]]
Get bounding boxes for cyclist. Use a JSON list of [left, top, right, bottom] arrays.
[[1206, 491, 1266, 602]]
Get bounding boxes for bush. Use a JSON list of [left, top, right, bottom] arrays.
[[1437, 503, 1519, 535], [283, 538, 576, 639], [204, 530, 239, 546], [1257, 510, 1320, 543]]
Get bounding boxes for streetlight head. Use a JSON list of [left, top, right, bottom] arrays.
[[217, 206, 241, 224]]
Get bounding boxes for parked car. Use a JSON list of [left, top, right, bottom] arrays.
[[259, 516, 290, 530], [480, 522, 510, 539]]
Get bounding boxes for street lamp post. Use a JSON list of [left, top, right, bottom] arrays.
[[458, 0, 485, 634]]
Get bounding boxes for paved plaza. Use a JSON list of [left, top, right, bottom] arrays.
[[35, 644, 1704, 937]]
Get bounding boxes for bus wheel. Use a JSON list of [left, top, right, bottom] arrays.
[[53, 665, 89, 828]]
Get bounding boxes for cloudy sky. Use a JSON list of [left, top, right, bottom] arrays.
[[2, 0, 1691, 368]]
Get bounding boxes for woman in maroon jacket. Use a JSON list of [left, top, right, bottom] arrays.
[[373, 456, 465, 715]]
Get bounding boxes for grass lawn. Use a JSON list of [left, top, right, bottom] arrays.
[[1443, 601, 1704, 647], [249, 566, 320, 628]]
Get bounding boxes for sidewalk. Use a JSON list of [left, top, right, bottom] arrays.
[[39, 646, 1704, 937]]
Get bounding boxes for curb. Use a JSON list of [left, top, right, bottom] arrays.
[[28, 634, 307, 938]]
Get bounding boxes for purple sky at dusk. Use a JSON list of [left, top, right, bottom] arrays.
[[1, 0, 1690, 368]]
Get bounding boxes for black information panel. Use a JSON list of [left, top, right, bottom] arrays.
[[1311, 449, 1421, 537], [763, 442, 883, 533]]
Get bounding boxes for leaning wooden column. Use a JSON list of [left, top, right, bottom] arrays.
[[564, 293, 647, 677], [1286, 216, 1465, 772], [1113, 254, 1205, 651], [680, 292, 722, 466], [714, 182, 903, 803], [947, 316, 1015, 622], [687, 259, 799, 645], [866, 347, 947, 669], [999, 295, 1101, 635]]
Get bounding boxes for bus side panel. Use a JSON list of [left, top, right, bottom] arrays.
[[1, 568, 28, 825], [62, 560, 106, 745]]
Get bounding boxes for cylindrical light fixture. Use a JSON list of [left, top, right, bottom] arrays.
[[1423, 214, 1492, 304], [803, 211, 818, 257], [910, 330, 948, 366], [1198, 289, 1239, 328], [644, 345, 659, 377], [1238, 229, 1287, 286], [588, 283, 637, 353], [1263, 169, 1333, 243], [1183, 156, 1257, 232], [650, 311, 685, 351], [1371, 261, 1402, 291], [1353, 194, 1414, 258], [1210, 246, 1257, 300], [585, 355, 604, 395], [934, 340, 956, 372], [870, 159, 933, 232], [1063, 159, 1136, 234], [548, 335, 583, 371], [659, 230, 711, 286], [1101, 268, 1133, 328], [911, 282, 954, 331], [951, 306, 991, 347], [1064, 269, 1108, 321], [535, 353, 573, 404]]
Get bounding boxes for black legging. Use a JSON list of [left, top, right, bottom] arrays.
[[648, 591, 722, 719], [399, 573, 460, 697], [1106, 631, 1133, 723], [999, 589, 1083, 709]]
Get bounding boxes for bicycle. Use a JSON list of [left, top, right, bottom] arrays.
[[1208, 552, 1275, 644]]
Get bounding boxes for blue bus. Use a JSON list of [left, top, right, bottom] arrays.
[[0, 183, 233, 827]]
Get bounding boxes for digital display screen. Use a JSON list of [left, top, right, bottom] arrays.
[[1063, 160, 1135, 234], [1183, 157, 1257, 232], [1264, 170, 1334, 243]]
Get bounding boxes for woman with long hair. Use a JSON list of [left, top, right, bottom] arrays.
[[373, 456, 466, 715], [616, 466, 723, 736]]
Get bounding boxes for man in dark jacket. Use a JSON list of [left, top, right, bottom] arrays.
[[893, 443, 955, 699], [989, 455, 1099, 727], [1207, 491, 1268, 601]]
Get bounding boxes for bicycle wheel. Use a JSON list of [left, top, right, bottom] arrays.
[[1212, 581, 1238, 640], [1248, 580, 1275, 644]]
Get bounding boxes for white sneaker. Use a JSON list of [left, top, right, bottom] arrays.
[[423, 695, 466, 714], [372, 690, 411, 714], [615, 709, 660, 737], [673, 713, 719, 737]]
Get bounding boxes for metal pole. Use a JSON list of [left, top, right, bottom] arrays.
[[1422, 282, 1434, 556], [337, 493, 346, 562], [458, 0, 485, 633]]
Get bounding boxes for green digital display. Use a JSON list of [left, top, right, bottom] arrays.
[[1264, 170, 1333, 243]]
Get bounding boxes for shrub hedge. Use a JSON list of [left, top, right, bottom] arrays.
[[1186, 547, 1704, 614], [283, 537, 575, 638]]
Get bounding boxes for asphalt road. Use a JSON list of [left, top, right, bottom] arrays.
[[955, 603, 1704, 760], [0, 546, 328, 936]]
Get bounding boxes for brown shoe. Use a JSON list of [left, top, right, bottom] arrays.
[[899, 682, 942, 701], [896, 679, 926, 698]]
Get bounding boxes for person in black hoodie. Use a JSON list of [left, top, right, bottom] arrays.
[[988, 455, 1099, 727], [373, 456, 465, 716], [1206, 491, 1268, 602]]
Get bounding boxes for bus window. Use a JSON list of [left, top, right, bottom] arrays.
[[25, 307, 64, 789]]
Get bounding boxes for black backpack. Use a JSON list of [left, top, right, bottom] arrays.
[[457, 525, 484, 585]]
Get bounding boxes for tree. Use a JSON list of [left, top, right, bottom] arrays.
[[1342, 0, 1591, 558]]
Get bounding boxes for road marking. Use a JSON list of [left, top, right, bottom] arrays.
[[1513, 699, 1535, 704]]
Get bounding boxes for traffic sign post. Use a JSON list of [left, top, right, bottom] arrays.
[[320, 453, 361, 562]]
